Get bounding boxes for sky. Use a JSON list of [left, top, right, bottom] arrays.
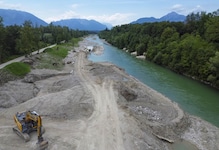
[[0, 0, 219, 26]]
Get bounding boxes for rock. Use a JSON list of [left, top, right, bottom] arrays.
[[131, 51, 137, 56], [119, 85, 137, 101], [24, 74, 41, 83], [22, 58, 34, 65], [136, 55, 146, 59]]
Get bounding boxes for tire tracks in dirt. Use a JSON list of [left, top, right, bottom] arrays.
[[75, 51, 125, 150]]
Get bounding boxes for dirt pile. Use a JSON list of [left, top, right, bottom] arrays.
[[0, 69, 20, 85], [0, 81, 39, 108]]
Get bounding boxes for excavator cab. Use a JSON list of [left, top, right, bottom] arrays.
[[13, 110, 49, 150]]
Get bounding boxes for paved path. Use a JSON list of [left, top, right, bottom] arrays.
[[0, 44, 56, 69]]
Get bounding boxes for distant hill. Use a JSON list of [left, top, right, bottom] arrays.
[[159, 12, 186, 22], [131, 12, 186, 24], [52, 19, 107, 31], [0, 9, 48, 26], [0, 9, 107, 31]]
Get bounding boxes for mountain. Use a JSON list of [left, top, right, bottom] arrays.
[[131, 12, 186, 24], [159, 12, 186, 22], [0, 9, 107, 31], [131, 17, 157, 24], [0, 9, 48, 26], [52, 19, 107, 31]]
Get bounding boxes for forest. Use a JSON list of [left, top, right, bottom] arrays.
[[0, 18, 89, 64], [99, 10, 219, 89]]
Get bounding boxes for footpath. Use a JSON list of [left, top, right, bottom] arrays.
[[0, 44, 56, 69]]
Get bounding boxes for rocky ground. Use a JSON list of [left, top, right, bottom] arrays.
[[0, 36, 218, 150]]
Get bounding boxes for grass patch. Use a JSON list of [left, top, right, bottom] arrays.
[[44, 46, 68, 58], [35, 46, 68, 70], [35, 54, 64, 70], [64, 38, 82, 47], [3, 62, 30, 76], [71, 38, 82, 47], [35, 38, 82, 70]]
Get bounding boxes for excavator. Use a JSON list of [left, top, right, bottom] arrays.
[[13, 110, 49, 150]]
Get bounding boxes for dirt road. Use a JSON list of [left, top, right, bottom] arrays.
[[75, 52, 124, 150]]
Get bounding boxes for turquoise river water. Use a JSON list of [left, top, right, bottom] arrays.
[[87, 35, 219, 128]]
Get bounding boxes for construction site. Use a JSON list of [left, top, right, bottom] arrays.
[[0, 36, 218, 150]]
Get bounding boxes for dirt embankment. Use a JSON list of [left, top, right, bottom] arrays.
[[0, 36, 218, 150]]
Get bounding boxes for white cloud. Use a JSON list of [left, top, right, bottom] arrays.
[[0, 0, 21, 9], [71, 4, 79, 9], [171, 4, 205, 15], [191, 5, 204, 13], [46, 11, 134, 25], [45, 10, 80, 22], [84, 13, 134, 26], [172, 4, 183, 10], [171, 4, 185, 13]]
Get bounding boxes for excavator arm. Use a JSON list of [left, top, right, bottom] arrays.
[[37, 116, 44, 141], [36, 115, 48, 150]]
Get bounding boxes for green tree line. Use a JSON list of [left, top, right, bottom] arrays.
[[99, 10, 219, 89], [0, 19, 89, 63]]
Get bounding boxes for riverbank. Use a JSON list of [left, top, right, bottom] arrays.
[[0, 36, 218, 150]]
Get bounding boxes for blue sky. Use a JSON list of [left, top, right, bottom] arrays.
[[0, 0, 218, 25]]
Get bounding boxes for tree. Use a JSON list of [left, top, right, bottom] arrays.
[[136, 43, 146, 55], [0, 17, 5, 63], [98, 9, 219, 88], [4, 25, 21, 55], [205, 16, 219, 45], [16, 21, 36, 56], [208, 51, 219, 86]]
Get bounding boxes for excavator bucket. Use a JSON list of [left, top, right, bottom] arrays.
[[37, 140, 49, 150]]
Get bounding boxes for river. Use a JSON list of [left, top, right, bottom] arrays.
[[87, 35, 219, 128]]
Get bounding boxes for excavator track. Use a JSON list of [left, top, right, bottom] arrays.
[[13, 127, 30, 142]]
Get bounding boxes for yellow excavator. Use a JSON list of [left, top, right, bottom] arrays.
[[13, 110, 49, 150]]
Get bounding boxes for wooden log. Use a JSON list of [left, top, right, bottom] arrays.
[[153, 133, 174, 143]]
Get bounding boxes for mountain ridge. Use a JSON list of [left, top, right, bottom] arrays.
[[0, 9, 48, 26], [52, 18, 107, 31], [0, 9, 108, 31], [0, 9, 186, 30], [131, 12, 186, 24]]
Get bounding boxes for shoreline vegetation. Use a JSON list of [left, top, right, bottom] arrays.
[[99, 10, 219, 90], [129, 49, 219, 90]]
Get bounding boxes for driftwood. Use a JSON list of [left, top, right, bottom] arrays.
[[153, 133, 174, 143]]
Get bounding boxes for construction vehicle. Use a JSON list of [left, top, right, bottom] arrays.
[[13, 110, 49, 150]]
